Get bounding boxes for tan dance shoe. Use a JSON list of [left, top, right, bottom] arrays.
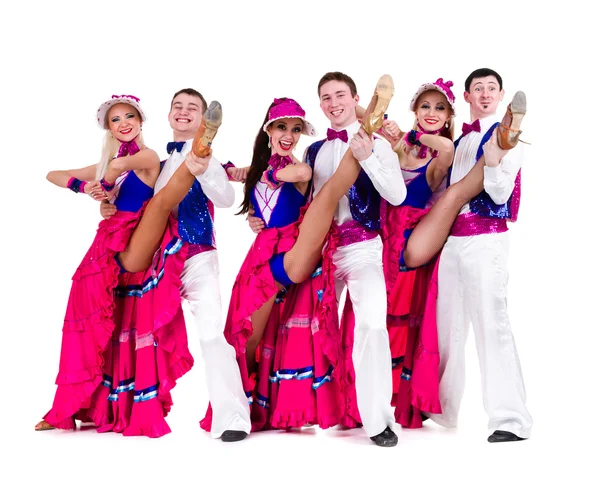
[[192, 100, 223, 158], [497, 91, 526, 150], [361, 74, 395, 135]]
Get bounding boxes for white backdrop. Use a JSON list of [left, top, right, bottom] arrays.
[[1, 1, 597, 491]]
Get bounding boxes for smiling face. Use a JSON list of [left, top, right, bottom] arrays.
[[319, 80, 359, 130], [415, 90, 452, 132], [464, 75, 504, 120], [168, 93, 205, 140], [107, 103, 142, 142], [266, 118, 303, 156]]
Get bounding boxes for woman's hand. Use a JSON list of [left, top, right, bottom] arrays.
[[84, 181, 108, 201]]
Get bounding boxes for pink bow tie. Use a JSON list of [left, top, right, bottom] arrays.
[[327, 128, 348, 143], [461, 120, 481, 136]]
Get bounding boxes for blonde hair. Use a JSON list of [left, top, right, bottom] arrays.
[[95, 106, 145, 180]]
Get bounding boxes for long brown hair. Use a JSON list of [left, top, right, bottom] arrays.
[[237, 101, 278, 216]]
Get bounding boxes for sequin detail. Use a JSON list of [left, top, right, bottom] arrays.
[[186, 243, 215, 260], [337, 220, 378, 247], [348, 170, 381, 230], [467, 122, 520, 222], [509, 169, 521, 222], [450, 213, 508, 237], [177, 180, 215, 247]]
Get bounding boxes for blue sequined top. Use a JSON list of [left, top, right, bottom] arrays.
[[114, 171, 154, 212]]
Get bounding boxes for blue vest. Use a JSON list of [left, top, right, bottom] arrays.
[[160, 159, 214, 245], [306, 140, 381, 230], [452, 123, 515, 220]]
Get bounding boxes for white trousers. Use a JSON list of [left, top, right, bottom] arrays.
[[433, 232, 532, 438], [333, 237, 395, 437], [180, 250, 251, 437]]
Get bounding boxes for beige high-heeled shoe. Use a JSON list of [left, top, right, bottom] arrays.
[[35, 416, 78, 431], [361, 74, 395, 135], [497, 91, 526, 150], [34, 419, 55, 431], [192, 100, 223, 158]]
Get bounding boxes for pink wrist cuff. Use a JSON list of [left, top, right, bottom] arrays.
[[67, 177, 87, 193], [222, 161, 235, 181]]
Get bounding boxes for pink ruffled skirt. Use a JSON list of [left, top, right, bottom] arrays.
[[43, 207, 193, 438]]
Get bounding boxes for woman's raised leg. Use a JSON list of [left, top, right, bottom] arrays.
[[402, 159, 484, 268], [283, 75, 395, 283], [283, 149, 362, 283]]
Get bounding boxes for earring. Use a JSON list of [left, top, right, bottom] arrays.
[[268, 140, 271, 149], [445, 122, 449, 129]]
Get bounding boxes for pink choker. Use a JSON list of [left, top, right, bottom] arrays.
[[117, 139, 140, 158]]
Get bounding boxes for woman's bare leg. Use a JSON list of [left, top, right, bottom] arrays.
[[246, 151, 361, 369], [283, 149, 361, 283], [403, 159, 485, 268], [243, 152, 362, 372], [118, 164, 196, 272], [283, 74, 395, 283], [246, 293, 279, 374]]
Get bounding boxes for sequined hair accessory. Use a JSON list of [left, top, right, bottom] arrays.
[[263, 98, 317, 136]]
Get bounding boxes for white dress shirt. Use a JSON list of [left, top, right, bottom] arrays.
[[311, 121, 405, 225], [451, 115, 523, 215]]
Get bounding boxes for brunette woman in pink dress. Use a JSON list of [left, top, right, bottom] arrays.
[[35, 95, 221, 437], [201, 81, 395, 435]]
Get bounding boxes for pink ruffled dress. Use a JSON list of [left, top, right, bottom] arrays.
[[201, 180, 354, 431], [43, 170, 193, 438], [380, 160, 442, 427]]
